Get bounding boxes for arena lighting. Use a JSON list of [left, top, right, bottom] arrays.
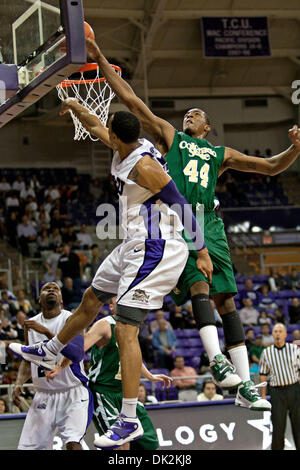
[[251, 226, 263, 232]]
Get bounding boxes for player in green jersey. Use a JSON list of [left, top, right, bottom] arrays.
[[46, 298, 171, 450], [85, 38, 300, 411]]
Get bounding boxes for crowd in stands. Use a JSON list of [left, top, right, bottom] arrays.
[[0, 169, 300, 411]]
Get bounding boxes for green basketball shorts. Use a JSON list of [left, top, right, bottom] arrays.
[[91, 387, 159, 450], [171, 211, 237, 305]]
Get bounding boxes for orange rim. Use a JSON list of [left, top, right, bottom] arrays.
[[57, 63, 121, 88]]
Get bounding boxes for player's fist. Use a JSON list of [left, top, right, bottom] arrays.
[[288, 125, 300, 149], [196, 247, 213, 284]]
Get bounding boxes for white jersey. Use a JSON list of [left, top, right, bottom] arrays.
[[111, 138, 183, 241], [28, 310, 87, 392]]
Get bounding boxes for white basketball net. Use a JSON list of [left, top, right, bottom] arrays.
[[56, 64, 121, 141]]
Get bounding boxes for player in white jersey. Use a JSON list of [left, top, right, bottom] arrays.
[[12, 282, 93, 450], [9, 104, 223, 449]]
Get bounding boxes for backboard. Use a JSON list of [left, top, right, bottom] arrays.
[[0, 0, 87, 127]]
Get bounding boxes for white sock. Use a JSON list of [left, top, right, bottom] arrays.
[[46, 336, 65, 355], [199, 325, 222, 362], [121, 398, 138, 418], [228, 345, 250, 383]]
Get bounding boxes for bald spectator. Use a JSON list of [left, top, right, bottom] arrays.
[[150, 309, 172, 334], [170, 355, 198, 401], [239, 298, 259, 326]]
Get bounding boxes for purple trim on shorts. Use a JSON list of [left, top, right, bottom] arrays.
[[139, 195, 161, 239], [118, 238, 165, 303]]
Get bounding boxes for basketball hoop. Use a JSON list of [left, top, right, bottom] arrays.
[[56, 62, 121, 141]]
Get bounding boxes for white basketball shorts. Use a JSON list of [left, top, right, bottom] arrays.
[[18, 385, 93, 450], [92, 238, 188, 310]]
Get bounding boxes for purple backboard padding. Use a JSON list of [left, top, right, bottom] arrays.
[[0, 64, 18, 99]]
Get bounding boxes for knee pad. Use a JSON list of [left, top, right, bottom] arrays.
[[116, 304, 149, 327], [191, 294, 216, 330], [221, 311, 245, 347]]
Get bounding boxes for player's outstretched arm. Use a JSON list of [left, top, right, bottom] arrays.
[[13, 361, 31, 408], [221, 125, 300, 176], [60, 98, 112, 147], [140, 362, 173, 389], [85, 38, 175, 152], [129, 155, 213, 282]]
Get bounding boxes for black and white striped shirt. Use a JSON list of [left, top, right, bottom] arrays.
[[259, 343, 300, 387]]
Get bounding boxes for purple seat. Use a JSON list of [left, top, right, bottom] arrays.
[[190, 356, 201, 368], [187, 338, 202, 347], [177, 339, 191, 348], [287, 324, 300, 334], [150, 368, 170, 376]]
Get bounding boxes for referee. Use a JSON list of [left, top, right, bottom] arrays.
[[259, 323, 300, 450]]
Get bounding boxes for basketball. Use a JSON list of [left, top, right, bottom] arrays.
[[84, 21, 95, 40]]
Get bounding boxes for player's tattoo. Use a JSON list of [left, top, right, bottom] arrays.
[[129, 166, 139, 182], [247, 161, 256, 170]]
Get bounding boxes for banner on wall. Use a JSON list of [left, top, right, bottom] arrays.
[[201, 17, 271, 58], [0, 400, 296, 450]]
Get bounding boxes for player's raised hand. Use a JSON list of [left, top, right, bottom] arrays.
[[149, 374, 173, 389], [59, 97, 79, 116], [24, 320, 51, 338], [85, 37, 101, 61], [288, 125, 300, 149], [196, 247, 213, 284]]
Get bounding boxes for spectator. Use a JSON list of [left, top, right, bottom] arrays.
[[245, 327, 255, 351], [0, 316, 17, 341], [44, 195, 53, 214], [260, 324, 274, 347], [0, 291, 17, 318], [268, 269, 287, 292], [170, 355, 198, 401], [0, 176, 11, 194], [45, 184, 60, 201], [169, 305, 186, 330], [240, 278, 260, 306], [49, 227, 63, 249], [12, 311, 27, 342], [20, 183, 35, 201], [149, 310, 172, 334], [57, 244, 82, 290], [248, 334, 264, 364], [6, 192, 20, 210], [0, 397, 8, 414], [29, 174, 42, 194], [239, 298, 259, 326], [183, 301, 197, 329], [151, 319, 177, 369], [257, 310, 272, 327], [62, 226, 78, 248], [269, 307, 288, 326], [44, 245, 63, 282], [138, 383, 158, 405], [61, 277, 81, 310], [288, 297, 300, 324], [13, 290, 33, 316], [210, 299, 223, 326], [50, 210, 65, 231], [89, 245, 104, 279], [12, 175, 25, 193], [292, 329, 300, 346], [37, 229, 51, 253], [25, 195, 38, 214], [17, 214, 37, 257], [286, 269, 300, 290], [258, 285, 278, 310], [138, 321, 154, 366], [197, 380, 223, 402], [76, 224, 93, 249], [89, 178, 102, 200], [5, 211, 18, 248]]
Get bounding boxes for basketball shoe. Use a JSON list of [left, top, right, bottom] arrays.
[[94, 414, 143, 449], [235, 380, 271, 411], [8, 341, 57, 370], [210, 354, 243, 389]]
